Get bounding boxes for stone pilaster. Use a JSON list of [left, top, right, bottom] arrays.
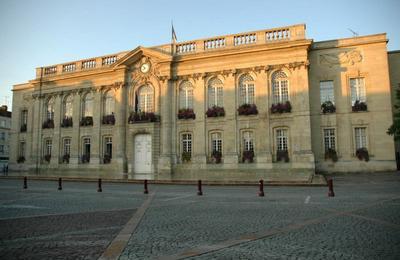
[[222, 71, 238, 163], [70, 92, 81, 164]]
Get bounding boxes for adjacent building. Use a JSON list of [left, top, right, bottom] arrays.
[[0, 105, 11, 171], [9, 24, 397, 181]]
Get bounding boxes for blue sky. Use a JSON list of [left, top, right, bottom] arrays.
[[0, 0, 399, 109]]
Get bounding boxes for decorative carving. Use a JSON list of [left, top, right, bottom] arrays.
[[320, 50, 362, 67]]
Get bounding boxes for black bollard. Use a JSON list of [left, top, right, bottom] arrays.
[[58, 178, 62, 191], [258, 179, 265, 197], [328, 179, 335, 197], [23, 176, 27, 189], [197, 180, 203, 196], [97, 178, 102, 192], [144, 179, 149, 194]]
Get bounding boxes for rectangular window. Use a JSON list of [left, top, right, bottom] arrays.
[[0, 145, 4, 154], [83, 138, 91, 156], [63, 138, 71, 156], [21, 110, 28, 125], [323, 128, 336, 151], [104, 137, 112, 158], [241, 84, 254, 105], [45, 139, 52, 156], [19, 141, 25, 157], [320, 81, 335, 104], [243, 131, 254, 151], [276, 129, 288, 151], [182, 134, 192, 154], [355, 127, 367, 150], [211, 132, 222, 152], [350, 78, 366, 105], [0, 132, 4, 141]]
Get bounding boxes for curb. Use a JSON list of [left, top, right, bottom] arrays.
[[0, 175, 327, 187]]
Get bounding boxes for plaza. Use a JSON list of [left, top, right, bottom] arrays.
[[0, 173, 399, 259]]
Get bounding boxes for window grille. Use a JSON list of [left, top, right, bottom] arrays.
[[350, 78, 366, 105], [208, 78, 223, 108], [320, 81, 335, 104], [276, 129, 288, 151], [182, 134, 192, 154], [138, 85, 153, 112], [179, 81, 194, 109], [243, 131, 254, 151], [239, 74, 255, 105], [272, 71, 289, 104], [323, 129, 336, 150], [355, 127, 367, 149]]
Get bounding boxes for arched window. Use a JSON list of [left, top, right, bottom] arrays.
[[63, 95, 73, 118], [272, 71, 289, 104], [239, 74, 255, 105], [46, 98, 55, 120], [103, 91, 115, 116], [137, 85, 153, 112], [208, 77, 223, 108], [179, 81, 193, 109], [82, 93, 93, 117]]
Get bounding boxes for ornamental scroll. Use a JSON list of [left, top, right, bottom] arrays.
[[319, 50, 362, 67]]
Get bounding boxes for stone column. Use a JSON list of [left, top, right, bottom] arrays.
[[222, 71, 238, 163], [291, 66, 315, 167], [114, 83, 127, 175], [157, 79, 173, 178], [70, 91, 81, 165], [193, 77, 207, 164], [255, 69, 272, 163], [50, 94, 62, 165], [90, 89, 101, 165]]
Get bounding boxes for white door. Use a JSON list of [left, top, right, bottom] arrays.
[[134, 134, 152, 174]]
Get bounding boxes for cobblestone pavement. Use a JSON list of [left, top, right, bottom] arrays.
[[1, 173, 400, 259], [0, 180, 145, 259]]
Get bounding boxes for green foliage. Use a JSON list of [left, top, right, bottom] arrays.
[[387, 89, 400, 140]]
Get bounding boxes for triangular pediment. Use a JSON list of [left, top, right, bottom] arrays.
[[112, 46, 172, 68]]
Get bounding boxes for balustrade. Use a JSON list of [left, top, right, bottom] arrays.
[[102, 56, 117, 66], [204, 38, 226, 50], [62, 63, 76, 72], [82, 59, 96, 69], [234, 33, 257, 46]]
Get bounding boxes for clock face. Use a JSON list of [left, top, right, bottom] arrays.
[[140, 63, 150, 73]]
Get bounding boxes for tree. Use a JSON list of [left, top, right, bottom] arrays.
[[387, 88, 400, 140]]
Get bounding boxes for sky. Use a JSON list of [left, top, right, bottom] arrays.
[[0, 0, 399, 110]]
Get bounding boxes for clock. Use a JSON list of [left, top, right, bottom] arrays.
[[140, 63, 150, 73]]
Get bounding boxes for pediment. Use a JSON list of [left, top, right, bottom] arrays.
[[112, 46, 172, 68]]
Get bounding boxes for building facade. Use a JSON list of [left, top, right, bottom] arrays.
[[0, 105, 11, 171], [9, 24, 397, 181]]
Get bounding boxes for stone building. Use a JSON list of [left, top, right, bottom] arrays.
[[9, 24, 397, 181], [0, 105, 11, 171]]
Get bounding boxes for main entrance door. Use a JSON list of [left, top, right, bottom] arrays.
[[134, 134, 152, 178]]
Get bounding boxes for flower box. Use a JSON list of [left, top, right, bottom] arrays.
[[17, 156, 25, 163], [321, 101, 336, 114], [276, 150, 289, 162], [81, 154, 90, 163], [271, 101, 292, 114], [324, 148, 338, 162], [206, 106, 225, 118], [352, 100, 368, 112], [356, 147, 369, 161], [178, 109, 196, 120], [42, 119, 54, 129], [102, 114, 115, 125], [238, 104, 258, 116], [20, 124, 27, 132], [62, 154, 70, 164], [242, 150, 254, 163], [61, 117, 73, 128], [44, 154, 51, 163], [211, 150, 222, 164], [80, 116, 93, 126], [128, 112, 159, 123], [181, 151, 191, 162]]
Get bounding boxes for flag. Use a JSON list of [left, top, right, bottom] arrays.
[[172, 22, 177, 43]]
